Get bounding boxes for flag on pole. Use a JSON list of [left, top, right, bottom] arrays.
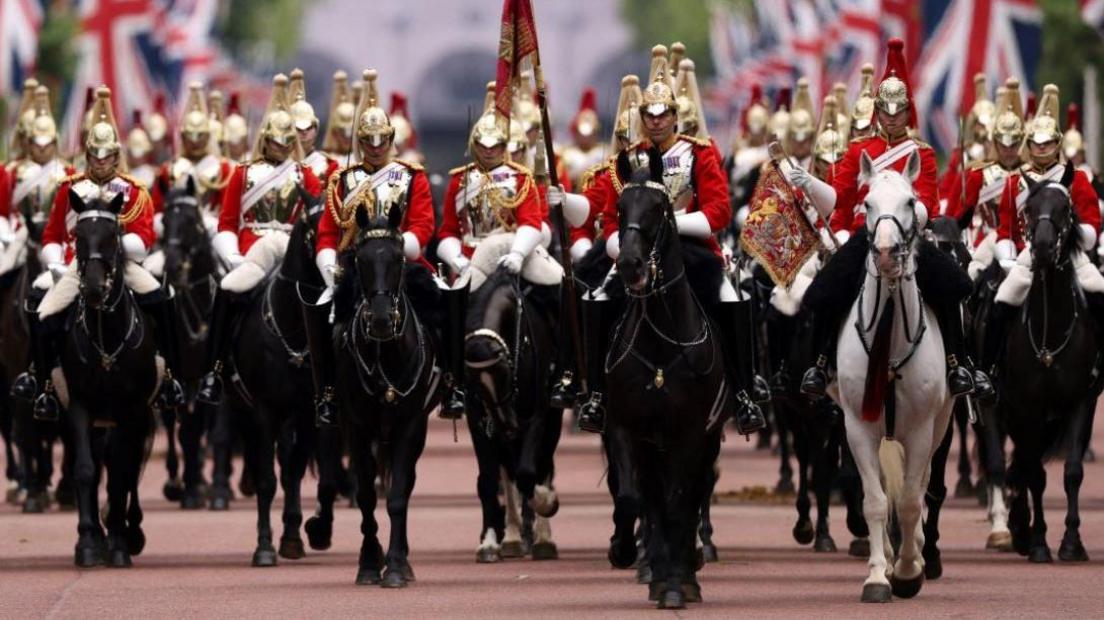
[[740, 163, 821, 288], [494, 0, 539, 119], [0, 0, 44, 98]]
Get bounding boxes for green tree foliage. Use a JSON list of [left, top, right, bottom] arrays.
[[218, 0, 314, 67], [1036, 0, 1104, 114], [34, 2, 80, 118], [620, 0, 747, 78]]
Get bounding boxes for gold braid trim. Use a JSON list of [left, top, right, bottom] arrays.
[[197, 159, 233, 191], [116, 175, 152, 226], [607, 158, 624, 195], [325, 166, 377, 252]]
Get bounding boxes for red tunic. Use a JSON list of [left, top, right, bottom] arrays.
[[569, 161, 616, 245], [828, 135, 939, 234], [43, 174, 155, 262], [600, 137, 731, 257], [938, 146, 963, 208], [0, 166, 10, 219], [218, 162, 322, 254], [316, 162, 436, 253], [439, 162, 542, 258], [997, 167, 1101, 251], [151, 158, 234, 214]]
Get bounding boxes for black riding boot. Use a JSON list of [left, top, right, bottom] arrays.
[[137, 293, 187, 409], [930, 296, 979, 398], [31, 314, 63, 422], [981, 301, 1015, 376], [716, 299, 766, 435], [301, 301, 337, 427], [10, 294, 44, 401], [549, 286, 578, 409], [799, 309, 838, 398], [196, 290, 239, 405], [439, 284, 468, 420], [577, 296, 614, 433]]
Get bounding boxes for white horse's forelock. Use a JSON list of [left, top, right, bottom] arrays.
[[865, 170, 917, 250]]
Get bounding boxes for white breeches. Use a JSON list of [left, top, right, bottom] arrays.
[[219, 231, 289, 293], [37, 261, 161, 319], [0, 224, 29, 276], [996, 247, 1104, 306], [967, 231, 997, 281], [769, 254, 821, 316]]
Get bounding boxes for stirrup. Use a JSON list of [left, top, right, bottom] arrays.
[[157, 370, 187, 409], [946, 355, 974, 397], [769, 366, 791, 394], [33, 382, 60, 421], [973, 368, 996, 405], [800, 357, 829, 398], [576, 392, 606, 434], [752, 374, 771, 404], [549, 371, 577, 409], [315, 387, 338, 428], [734, 390, 766, 435], [195, 361, 224, 405], [10, 369, 37, 402], [439, 381, 465, 420]]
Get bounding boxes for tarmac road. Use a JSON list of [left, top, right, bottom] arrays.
[[1, 415, 1102, 618]]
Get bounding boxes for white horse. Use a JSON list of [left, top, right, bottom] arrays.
[[832, 151, 955, 603]]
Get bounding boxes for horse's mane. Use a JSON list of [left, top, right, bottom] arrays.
[[466, 268, 517, 332]]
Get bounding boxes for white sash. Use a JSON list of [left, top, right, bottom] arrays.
[[454, 168, 492, 212], [12, 161, 62, 206], [1015, 165, 1064, 212], [241, 159, 297, 212], [303, 151, 328, 169], [870, 140, 918, 174], [346, 161, 404, 207], [663, 139, 692, 161]]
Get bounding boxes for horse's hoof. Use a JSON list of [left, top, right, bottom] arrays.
[[682, 581, 702, 603], [953, 477, 975, 499], [252, 547, 278, 567], [74, 545, 102, 568], [636, 562, 652, 584], [1058, 539, 1089, 562], [923, 550, 943, 580], [501, 540, 526, 558], [126, 527, 146, 556], [792, 519, 815, 545], [278, 537, 306, 560], [162, 479, 184, 502], [304, 516, 333, 551], [380, 568, 409, 588], [531, 542, 558, 561], [701, 543, 719, 563], [208, 495, 230, 512], [657, 589, 686, 610], [986, 531, 1013, 551], [814, 534, 837, 553], [775, 478, 795, 494], [890, 572, 924, 599], [108, 548, 132, 568], [22, 493, 46, 514], [475, 548, 501, 564], [849, 538, 871, 558], [860, 583, 892, 603], [399, 561, 416, 581], [1028, 545, 1053, 563], [356, 566, 382, 585], [179, 489, 204, 510], [608, 537, 637, 569]]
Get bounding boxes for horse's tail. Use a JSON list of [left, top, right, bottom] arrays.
[[878, 438, 905, 512]]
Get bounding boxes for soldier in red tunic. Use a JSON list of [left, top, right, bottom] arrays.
[[289, 68, 340, 185], [787, 38, 992, 402], [195, 75, 322, 405]]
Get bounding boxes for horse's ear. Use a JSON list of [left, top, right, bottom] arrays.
[[646, 147, 663, 184], [68, 187, 85, 213], [904, 150, 921, 184], [858, 151, 875, 185], [110, 191, 125, 214], [355, 205, 370, 230], [185, 175, 197, 197], [387, 202, 403, 231], [1022, 172, 1038, 193], [1060, 163, 1075, 189], [615, 150, 632, 185]]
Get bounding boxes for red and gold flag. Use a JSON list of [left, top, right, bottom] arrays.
[[495, 0, 540, 118], [739, 163, 821, 288]]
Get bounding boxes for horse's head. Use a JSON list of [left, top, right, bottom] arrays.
[[161, 178, 207, 289], [1023, 165, 1076, 271], [860, 149, 922, 281], [71, 188, 125, 310], [614, 147, 675, 292], [353, 201, 406, 339], [465, 270, 522, 439]]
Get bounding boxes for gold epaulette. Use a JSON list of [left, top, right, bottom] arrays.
[[912, 137, 932, 150], [116, 176, 152, 225], [449, 162, 474, 176], [579, 161, 605, 191], [394, 158, 424, 172], [967, 159, 991, 171], [61, 172, 86, 185], [505, 160, 534, 176], [678, 133, 711, 147]]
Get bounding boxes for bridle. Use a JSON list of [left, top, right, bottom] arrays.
[[1025, 181, 1073, 270], [354, 229, 406, 341], [1023, 181, 1078, 367], [618, 181, 686, 298], [865, 196, 920, 281], [74, 209, 141, 370], [76, 209, 123, 306]]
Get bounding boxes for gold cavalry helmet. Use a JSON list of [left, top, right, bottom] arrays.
[[674, 58, 709, 139], [832, 82, 850, 140], [769, 88, 791, 142], [180, 82, 211, 142], [389, 91, 416, 148], [787, 77, 815, 143], [668, 42, 685, 88], [127, 110, 152, 160], [815, 95, 846, 164], [612, 74, 643, 151], [352, 69, 394, 153], [1063, 103, 1084, 159], [86, 87, 125, 165], [641, 45, 676, 117], [14, 78, 39, 139], [967, 73, 996, 142], [288, 68, 319, 131], [744, 83, 769, 136], [30, 85, 57, 147], [1028, 83, 1061, 145], [323, 71, 355, 153], [146, 93, 169, 142], [471, 81, 508, 149], [875, 39, 916, 127], [208, 89, 226, 145], [572, 88, 600, 138], [253, 74, 300, 159], [852, 64, 876, 131], [514, 71, 542, 133], [992, 77, 1025, 148], [224, 93, 248, 146], [507, 114, 529, 155]]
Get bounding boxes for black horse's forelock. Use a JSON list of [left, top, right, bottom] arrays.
[[1026, 184, 1080, 259]]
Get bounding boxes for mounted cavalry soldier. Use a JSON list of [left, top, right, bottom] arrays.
[[224, 93, 251, 164], [321, 71, 356, 166], [152, 83, 234, 236], [559, 49, 766, 435], [849, 64, 877, 141], [560, 88, 605, 189], [388, 91, 425, 165], [195, 74, 323, 406], [788, 38, 993, 403], [11, 87, 185, 419], [289, 68, 340, 184], [305, 68, 466, 425], [981, 84, 1104, 374], [940, 74, 997, 211], [730, 84, 771, 223]]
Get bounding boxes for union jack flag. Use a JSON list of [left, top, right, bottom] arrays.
[[1084, 0, 1104, 36], [0, 0, 44, 98]]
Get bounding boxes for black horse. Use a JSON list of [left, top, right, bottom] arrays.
[[60, 190, 158, 567], [995, 169, 1100, 563], [331, 204, 443, 587], [464, 266, 563, 563], [159, 182, 218, 509], [605, 151, 727, 609]]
